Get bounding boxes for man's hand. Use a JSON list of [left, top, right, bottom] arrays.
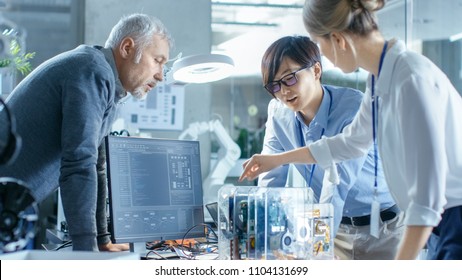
[[98, 241, 130, 252], [239, 154, 280, 182], [239, 147, 315, 182]]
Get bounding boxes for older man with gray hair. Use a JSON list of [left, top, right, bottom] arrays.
[[0, 13, 173, 251]]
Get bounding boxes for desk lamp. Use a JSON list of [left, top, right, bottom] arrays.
[[165, 53, 234, 85]]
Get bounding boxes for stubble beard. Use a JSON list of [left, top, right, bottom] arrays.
[[131, 87, 148, 100]]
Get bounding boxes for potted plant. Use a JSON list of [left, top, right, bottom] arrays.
[[0, 38, 35, 76], [0, 37, 35, 96]]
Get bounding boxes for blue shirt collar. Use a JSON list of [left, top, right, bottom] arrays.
[[295, 85, 332, 131]]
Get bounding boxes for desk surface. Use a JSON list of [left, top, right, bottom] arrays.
[[0, 250, 139, 260], [41, 232, 218, 260]]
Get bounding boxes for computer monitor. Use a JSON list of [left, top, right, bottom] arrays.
[[105, 136, 205, 253]]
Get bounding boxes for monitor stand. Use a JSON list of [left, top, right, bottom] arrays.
[[129, 242, 146, 256]]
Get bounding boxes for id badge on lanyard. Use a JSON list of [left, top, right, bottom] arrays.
[[370, 41, 388, 238]]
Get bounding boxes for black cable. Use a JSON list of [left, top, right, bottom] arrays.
[[146, 240, 165, 250], [53, 240, 73, 251], [145, 250, 169, 260], [109, 129, 130, 136], [178, 223, 219, 259], [51, 232, 113, 251]]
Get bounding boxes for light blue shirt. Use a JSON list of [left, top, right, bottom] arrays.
[[258, 85, 396, 234]]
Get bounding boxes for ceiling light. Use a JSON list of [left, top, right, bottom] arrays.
[[449, 32, 462, 42], [171, 54, 234, 84]]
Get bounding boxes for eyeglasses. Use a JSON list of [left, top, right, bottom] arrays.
[[264, 65, 311, 95]]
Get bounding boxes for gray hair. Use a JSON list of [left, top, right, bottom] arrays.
[[105, 13, 174, 63], [303, 0, 384, 38]]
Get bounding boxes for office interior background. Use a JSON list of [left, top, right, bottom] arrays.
[[1, 0, 462, 248]]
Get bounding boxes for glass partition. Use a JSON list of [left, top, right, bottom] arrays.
[[211, 0, 462, 164]]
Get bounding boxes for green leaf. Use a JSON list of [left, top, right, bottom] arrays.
[[0, 59, 11, 68], [0, 39, 36, 76]]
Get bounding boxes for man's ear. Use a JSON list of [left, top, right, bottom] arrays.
[[118, 37, 135, 59], [330, 32, 347, 52], [313, 61, 322, 80]]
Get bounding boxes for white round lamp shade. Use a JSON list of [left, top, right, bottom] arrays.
[[172, 54, 235, 84]]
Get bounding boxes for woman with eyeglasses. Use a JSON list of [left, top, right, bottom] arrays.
[[241, 0, 462, 260], [253, 35, 403, 260]]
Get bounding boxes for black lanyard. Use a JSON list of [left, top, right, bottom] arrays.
[[371, 41, 388, 192]]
